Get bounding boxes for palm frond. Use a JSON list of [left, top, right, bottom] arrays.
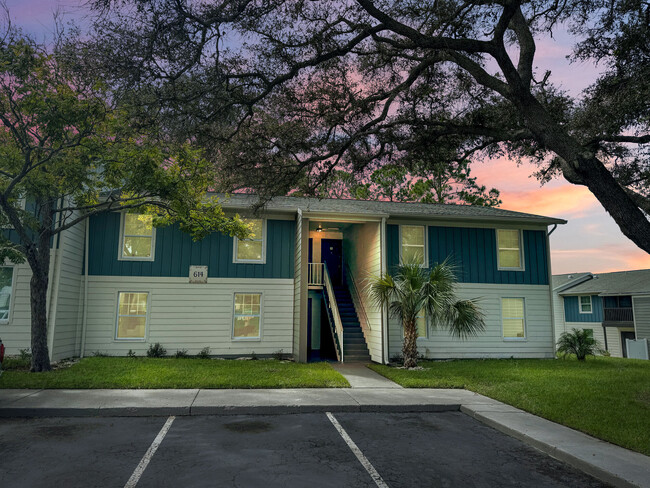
[[446, 299, 486, 339]]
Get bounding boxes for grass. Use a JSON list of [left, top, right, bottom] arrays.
[[0, 357, 350, 389], [369, 356, 650, 456]]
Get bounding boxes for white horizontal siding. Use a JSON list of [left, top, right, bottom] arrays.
[[84, 276, 294, 356], [388, 283, 555, 359], [0, 262, 34, 355]]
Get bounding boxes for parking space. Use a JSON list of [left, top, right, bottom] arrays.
[[0, 412, 610, 488]]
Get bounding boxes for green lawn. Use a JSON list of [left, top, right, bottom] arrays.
[[0, 357, 349, 389], [370, 357, 650, 456]]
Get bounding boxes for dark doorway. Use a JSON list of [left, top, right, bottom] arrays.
[[621, 331, 636, 358], [319, 300, 338, 360], [321, 239, 343, 285]]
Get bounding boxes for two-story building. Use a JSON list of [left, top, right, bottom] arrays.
[[553, 270, 650, 359], [1, 195, 566, 363]]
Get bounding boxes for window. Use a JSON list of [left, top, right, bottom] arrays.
[[497, 229, 523, 270], [579, 295, 592, 314], [234, 219, 266, 263], [502, 298, 525, 339], [400, 225, 426, 266], [233, 293, 261, 339], [401, 314, 428, 340], [0, 267, 14, 324], [116, 292, 148, 340], [120, 213, 155, 260]]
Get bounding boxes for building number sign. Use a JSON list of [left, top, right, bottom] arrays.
[[189, 265, 208, 284]]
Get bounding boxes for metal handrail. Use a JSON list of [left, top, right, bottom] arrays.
[[323, 262, 344, 362], [344, 263, 371, 333]]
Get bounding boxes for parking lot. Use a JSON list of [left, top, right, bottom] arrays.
[[0, 412, 609, 487]]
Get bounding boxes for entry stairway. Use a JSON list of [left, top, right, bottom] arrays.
[[332, 284, 371, 362]]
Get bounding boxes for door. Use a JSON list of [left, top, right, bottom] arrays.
[[621, 331, 636, 358], [321, 239, 343, 285]]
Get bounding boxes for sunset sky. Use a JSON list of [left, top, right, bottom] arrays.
[[8, 0, 650, 275]]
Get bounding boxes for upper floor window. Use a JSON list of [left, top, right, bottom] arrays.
[[400, 225, 426, 266], [234, 219, 266, 263], [0, 266, 14, 324], [579, 295, 592, 314], [120, 213, 155, 260], [497, 229, 523, 270]]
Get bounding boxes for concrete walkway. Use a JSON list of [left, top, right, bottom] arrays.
[[331, 362, 402, 388], [0, 384, 648, 488]]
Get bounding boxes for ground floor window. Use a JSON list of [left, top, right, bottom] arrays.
[[0, 266, 14, 323], [233, 293, 261, 339], [502, 298, 526, 339], [401, 314, 428, 340], [116, 292, 149, 340]]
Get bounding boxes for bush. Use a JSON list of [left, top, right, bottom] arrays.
[[196, 347, 211, 359], [174, 349, 189, 358], [273, 349, 284, 361], [2, 356, 31, 370], [127, 349, 137, 358], [557, 328, 604, 361], [146, 343, 167, 358], [19, 348, 31, 361]]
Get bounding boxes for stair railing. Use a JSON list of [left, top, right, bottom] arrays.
[[344, 263, 371, 334], [323, 262, 344, 362]]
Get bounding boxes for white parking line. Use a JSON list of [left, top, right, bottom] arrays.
[[326, 412, 390, 488], [124, 416, 175, 488]]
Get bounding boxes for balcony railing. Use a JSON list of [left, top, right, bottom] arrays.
[[308, 262, 324, 286], [604, 307, 634, 322]]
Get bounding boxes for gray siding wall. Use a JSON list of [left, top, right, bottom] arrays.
[[0, 262, 35, 354], [293, 213, 303, 360], [50, 218, 86, 360], [84, 276, 294, 356], [633, 296, 650, 341], [343, 222, 383, 362], [388, 283, 554, 359]]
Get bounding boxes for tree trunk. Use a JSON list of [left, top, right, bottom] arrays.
[[29, 267, 51, 372], [402, 319, 419, 368]]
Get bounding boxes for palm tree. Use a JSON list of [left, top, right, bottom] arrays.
[[371, 261, 485, 368], [557, 328, 604, 361]]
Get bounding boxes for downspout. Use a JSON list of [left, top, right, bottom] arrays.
[[602, 325, 609, 353], [381, 217, 388, 364], [46, 197, 65, 360], [80, 219, 90, 358]]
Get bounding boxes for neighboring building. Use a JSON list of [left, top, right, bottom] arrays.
[[553, 270, 650, 358], [1, 195, 565, 363]]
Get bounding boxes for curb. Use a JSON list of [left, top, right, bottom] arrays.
[[0, 403, 461, 418], [461, 406, 644, 488]]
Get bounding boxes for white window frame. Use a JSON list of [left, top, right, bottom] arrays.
[[401, 313, 428, 340], [496, 229, 524, 271], [399, 225, 428, 267], [233, 219, 267, 264], [232, 292, 263, 341], [501, 297, 526, 341], [118, 213, 156, 261], [579, 295, 593, 314], [0, 265, 16, 325], [114, 291, 150, 341]]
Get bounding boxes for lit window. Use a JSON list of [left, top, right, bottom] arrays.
[[116, 292, 148, 340], [502, 298, 525, 339], [234, 219, 265, 263], [233, 293, 261, 339], [579, 295, 592, 313], [497, 229, 523, 270], [0, 267, 14, 324], [121, 214, 155, 260], [401, 225, 426, 266]]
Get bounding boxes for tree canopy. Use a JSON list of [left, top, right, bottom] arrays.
[[85, 0, 649, 252], [0, 27, 248, 371]]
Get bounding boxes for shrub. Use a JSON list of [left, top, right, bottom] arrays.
[[127, 349, 137, 358], [174, 349, 189, 358], [196, 347, 211, 359], [250, 351, 258, 360], [146, 343, 167, 358], [557, 328, 604, 361], [92, 350, 109, 357], [272, 349, 284, 361], [19, 348, 31, 361]]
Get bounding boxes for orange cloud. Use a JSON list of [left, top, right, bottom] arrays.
[[499, 185, 598, 219], [552, 246, 650, 274]]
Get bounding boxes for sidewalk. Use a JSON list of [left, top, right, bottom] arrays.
[[0, 367, 648, 488]]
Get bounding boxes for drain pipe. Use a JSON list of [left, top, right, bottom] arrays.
[[548, 224, 558, 236], [80, 220, 90, 358]]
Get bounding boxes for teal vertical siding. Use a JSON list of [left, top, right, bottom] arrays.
[[386, 224, 549, 285], [88, 213, 295, 279], [563, 295, 603, 322]]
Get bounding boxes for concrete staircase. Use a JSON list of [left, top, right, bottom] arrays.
[[333, 284, 371, 362]]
